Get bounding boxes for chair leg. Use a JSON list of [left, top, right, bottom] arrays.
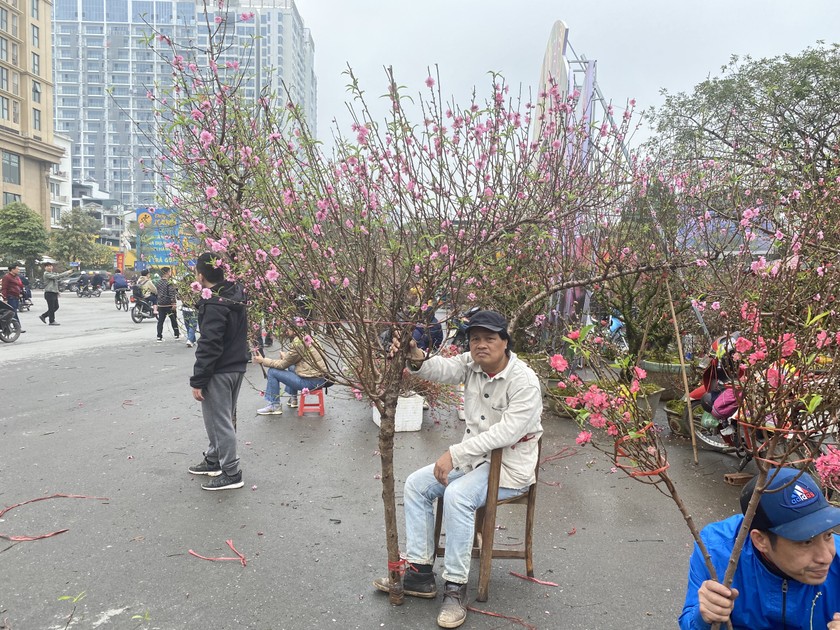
[[433, 497, 444, 557], [476, 495, 498, 602]]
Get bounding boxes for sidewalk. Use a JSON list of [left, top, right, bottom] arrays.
[[0, 317, 743, 629]]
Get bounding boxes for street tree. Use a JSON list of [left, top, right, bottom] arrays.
[[648, 43, 840, 228], [136, 3, 710, 605], [51, 208, 101, 265], [0, 201, 50, 276]]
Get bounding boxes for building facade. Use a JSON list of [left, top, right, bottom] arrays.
[[52, 0, 317, 210], [0, 0, 65, 227]]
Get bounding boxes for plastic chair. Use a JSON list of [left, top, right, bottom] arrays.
[[434, 438, 541, 602], [298, 388, 325, 417]]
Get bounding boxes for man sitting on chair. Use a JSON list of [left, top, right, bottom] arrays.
[[374, 310, 543, 629]]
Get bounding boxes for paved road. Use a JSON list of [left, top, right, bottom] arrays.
[[0, 294, 745, 629]]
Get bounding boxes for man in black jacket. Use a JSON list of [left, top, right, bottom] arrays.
[[187, 253, 249, 491]]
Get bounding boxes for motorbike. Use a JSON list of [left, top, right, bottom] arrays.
[[78, 284, 101, 298], [446, 306, 481, 352], [681, 333, 822, 470], [0, 300, 21, 343], [18, 287, 33, 311], [130, 289, 156, 323]]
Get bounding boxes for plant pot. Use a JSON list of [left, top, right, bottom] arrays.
[[664, 400, 686, 435], [640, 359, 694, 401], [372, 394, 425, 432], [635, 387, 664, 421]]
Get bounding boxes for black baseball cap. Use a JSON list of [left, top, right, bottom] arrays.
[[741, 467, 840, 542], [465, 310, 508, 334]]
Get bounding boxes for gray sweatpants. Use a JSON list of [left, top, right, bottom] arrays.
[[200, 372, 244, 476]]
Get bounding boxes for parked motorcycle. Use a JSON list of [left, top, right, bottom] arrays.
[[446, 306, 481, 351], [681, 333, 822, 470], [0, 300, 21, 343], [130, 289, 156, 323], [18, 288, 33, 311]]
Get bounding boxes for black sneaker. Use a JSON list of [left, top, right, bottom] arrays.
[[373, 568, 437, 599], [201, 471, 244, 491], [49, 322, 60, 326], [188, 458, 222, 476], [39, 314, 47, 324]]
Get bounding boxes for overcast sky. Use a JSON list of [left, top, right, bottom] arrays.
[[294, 0, 839, 145]]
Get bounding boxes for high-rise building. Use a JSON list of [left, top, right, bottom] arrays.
[[0, 0, 65, 227], [52, 0, 317, 209]]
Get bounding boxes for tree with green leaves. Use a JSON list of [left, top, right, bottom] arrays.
[[0, 201, 50, 277], [649, 43, 840, 189], [50, 208, 101, 265]]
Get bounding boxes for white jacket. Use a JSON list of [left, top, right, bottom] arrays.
[[413, 351, 543, 489]]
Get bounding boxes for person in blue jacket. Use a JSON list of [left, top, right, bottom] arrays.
[[680, 467, 840, 630]]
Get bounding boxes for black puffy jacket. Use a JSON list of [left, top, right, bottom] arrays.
[[190, 281, 249, 389]]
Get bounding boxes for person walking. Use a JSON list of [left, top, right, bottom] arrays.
[[1, 263, 25, 332], [154, 267, 180, 342], [188, 253, 248, 491], [39, 262, 73, 326], [181, 292, 198, 348]]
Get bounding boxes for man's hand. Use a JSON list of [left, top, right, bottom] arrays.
[[828, 612, 840, 629], [434, 451, 454, 485], [192, 387, 204, 402], [388, 335, 425, 363], [252, 353, 265, 365], [698, 580, 738, 624]]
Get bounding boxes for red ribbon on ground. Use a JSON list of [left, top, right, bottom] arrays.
[[466, 606, 538, 629], [188, 539, 247, 567], [509, 571, 559, 587], [0, 493, 109, 542]]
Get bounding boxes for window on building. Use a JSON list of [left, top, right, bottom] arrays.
[[31, 52, 39, 75], [0, 37, 6, 62], [11, 14, 17, 38], [82, 0, 104, 21], [51, 206, 62, 226], [0, 9, 7, 34], [31, 80, 40, 102], [12, 43, 19, 66], [0, 95, 7, 120], [4, 192, 21, 205], [0, 67, 7, 92], [31, 24, 38, 48], [32, 0, 40, 20], [11, 100, 17, 123], [10, 71, 17, 95], [107, 1, 129, 22], [32, 107, 40, 130], [3, 151, 20, 184], [156, 1, 172, 23]]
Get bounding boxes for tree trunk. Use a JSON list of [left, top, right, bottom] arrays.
[[378, 376, 405, 604]]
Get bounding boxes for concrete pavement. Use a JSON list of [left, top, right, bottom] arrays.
[[0, 293, 746, 629]]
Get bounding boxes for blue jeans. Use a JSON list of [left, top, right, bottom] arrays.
[[182, 309, 198, 343], [6, 296, 20, 323], [404, 463, 526, 584], [264, 365, 325, 404]]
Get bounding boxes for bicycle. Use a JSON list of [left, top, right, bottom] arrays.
[[114, 287, 129, 311]]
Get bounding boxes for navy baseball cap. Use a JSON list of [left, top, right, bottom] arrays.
[[741, 467, 840, 542], [465, 310, 508, 334]]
